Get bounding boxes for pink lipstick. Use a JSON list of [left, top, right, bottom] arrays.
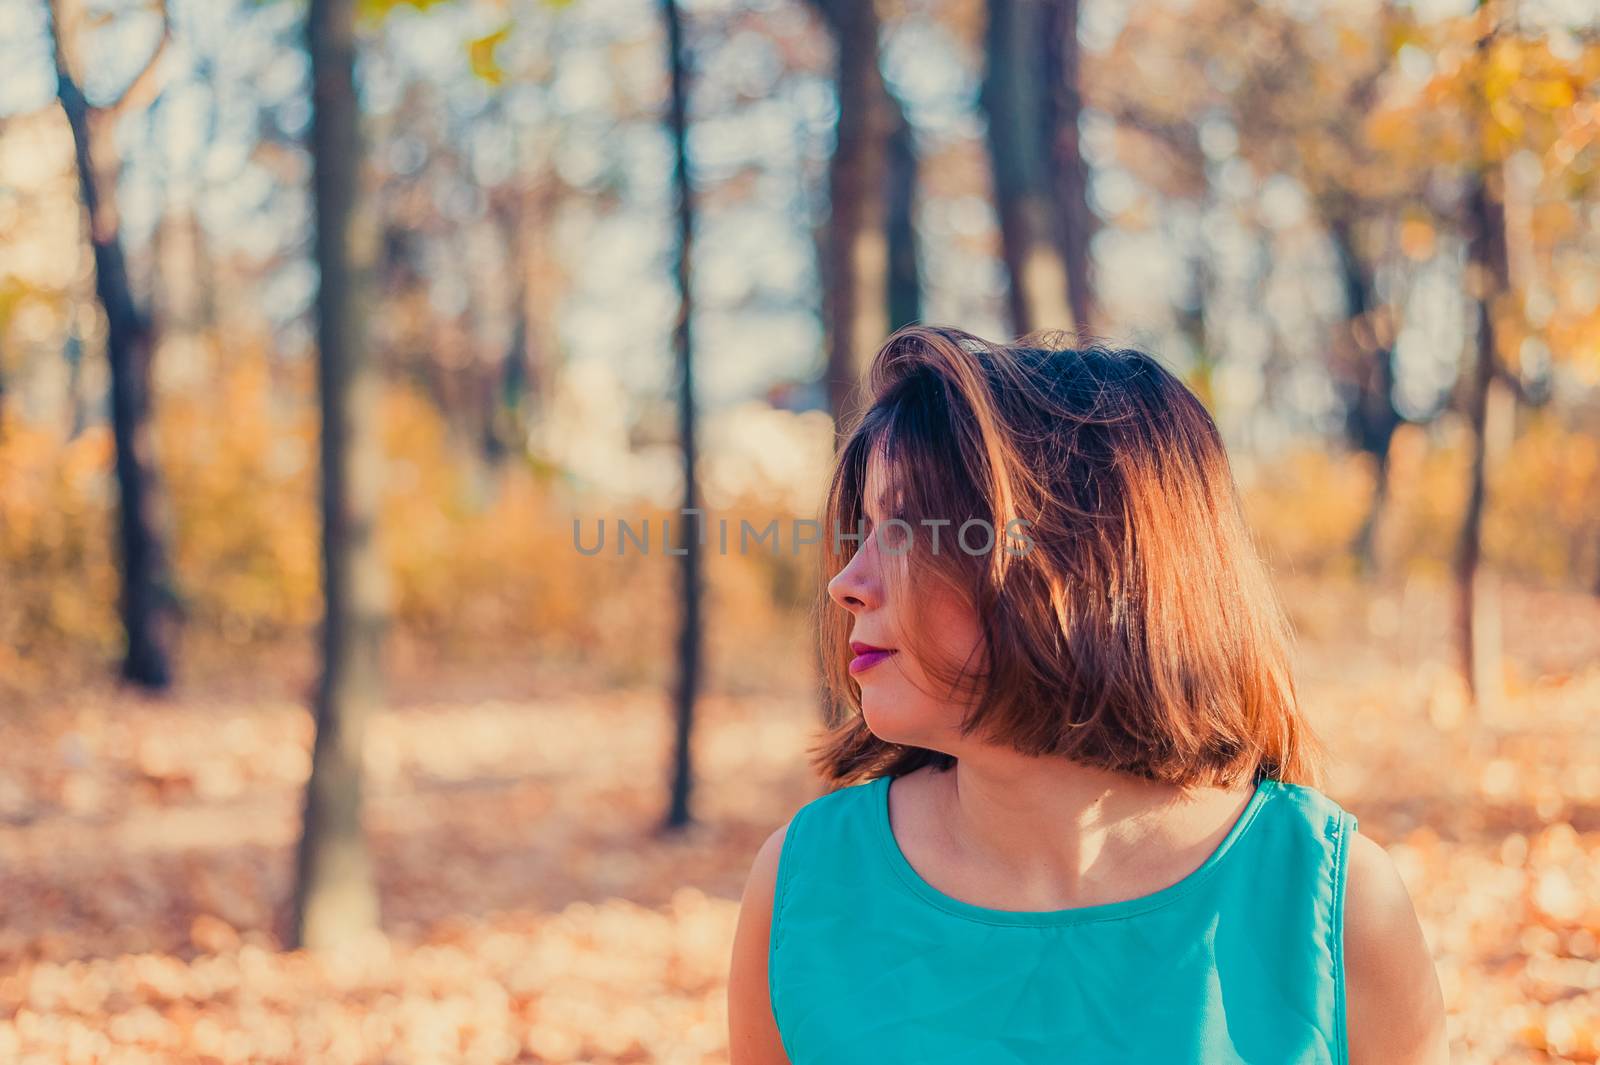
[[849, 640, 897, 675]]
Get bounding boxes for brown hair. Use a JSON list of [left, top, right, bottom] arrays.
[[809, 324, 1321, 791]]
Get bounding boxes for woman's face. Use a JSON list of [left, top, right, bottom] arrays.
[[826, 452, 986, 753]]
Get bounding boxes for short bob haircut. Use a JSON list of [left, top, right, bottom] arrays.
[[811, 324, 1321, 791]]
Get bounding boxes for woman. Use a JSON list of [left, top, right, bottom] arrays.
[[726, 325, 1447, 1064]]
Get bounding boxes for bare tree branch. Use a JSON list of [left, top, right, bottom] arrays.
[[105, 0, 172, 121]]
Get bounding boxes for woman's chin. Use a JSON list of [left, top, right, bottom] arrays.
[[860, 693, 928, 748]]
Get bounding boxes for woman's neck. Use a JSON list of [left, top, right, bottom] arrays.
[[899, 753, 1256, 910]]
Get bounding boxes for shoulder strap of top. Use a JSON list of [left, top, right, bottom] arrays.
[[1238, 779, 1360, 1065], [769, 777, 886, 1056], [771, 777, 878, 943]]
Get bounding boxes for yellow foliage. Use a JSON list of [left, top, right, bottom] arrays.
[[158, 355, 320, 641], [357, 0, 451, 24], [1236, 421, 1600, 591], [0, 419, 120, 687], [1486, 415, 1600, 585], [1369, 17, 1594, 170], [468, 25, 511, 86], [1239, 447, 1372, 579]]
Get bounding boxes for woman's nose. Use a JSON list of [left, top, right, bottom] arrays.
[[827, 536, 880, 613]]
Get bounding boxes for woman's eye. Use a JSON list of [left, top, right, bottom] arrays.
[[879, 515, 911, 548]]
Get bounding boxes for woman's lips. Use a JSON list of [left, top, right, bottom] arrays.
[[848, 642, 897, 676]]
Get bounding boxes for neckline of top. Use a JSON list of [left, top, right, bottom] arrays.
[[869, 771, 1276, 927]]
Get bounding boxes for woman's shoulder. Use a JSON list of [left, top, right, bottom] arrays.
[[727, 816, 798, 1064], [1341, 830, 1450, 1062]]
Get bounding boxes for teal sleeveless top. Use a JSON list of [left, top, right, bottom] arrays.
[[769, 773, 1357, 1064]]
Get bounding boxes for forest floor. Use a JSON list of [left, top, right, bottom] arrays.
[[2, 577, 1599, 1064]]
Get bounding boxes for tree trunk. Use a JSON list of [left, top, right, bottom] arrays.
[[488, 180, 559, 463], [982, 0, 1095, 339], [48, 0, 173, 689], [1043, 0, 1097, 337], [661, 0, 703, 832], [292, 0, 386, 952], [982, 0, 1070, 338], [885, 95, 922, 334], [1455, 1, 1514, 714], [1176, 253, 1217, 407], [1327, 213, 1402, 577], [807, 0, 904, 439], [1456, 167, 1511, 714]]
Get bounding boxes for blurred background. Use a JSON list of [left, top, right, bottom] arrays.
[[0, 0, 1598, 1060]]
